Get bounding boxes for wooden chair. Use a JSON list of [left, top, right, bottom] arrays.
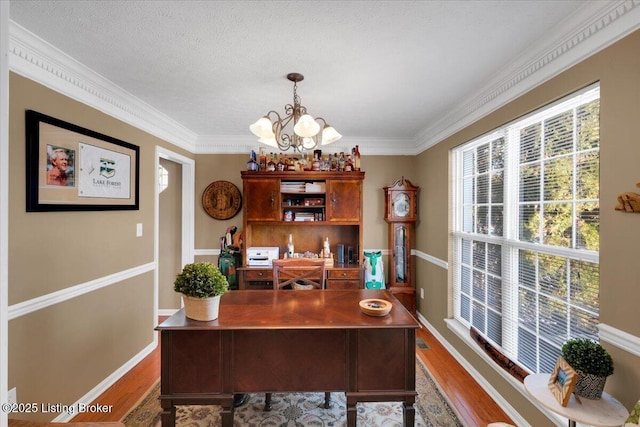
[[265, 257, 331, 410], [272, 258, 326, 290]]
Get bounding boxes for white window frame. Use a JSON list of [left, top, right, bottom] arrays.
[[451, 83, 600, 373]]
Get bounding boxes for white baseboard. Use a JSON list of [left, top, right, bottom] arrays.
[[417, 313, 532, 426], [52, 340, 157, 422]]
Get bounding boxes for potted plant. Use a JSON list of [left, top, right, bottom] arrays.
[[174, 262, 229, 321], [561, 337, 614, 400]]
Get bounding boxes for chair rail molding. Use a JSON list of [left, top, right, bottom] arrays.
[[599, 323, 640, 358], [413, 249, 448, 270], [8, 262, 155, 320]]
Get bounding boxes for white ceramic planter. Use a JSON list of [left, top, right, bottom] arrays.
[[182, 294, 221, 321]]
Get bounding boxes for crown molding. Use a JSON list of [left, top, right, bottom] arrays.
[[414, 0, 640, 153], [8, 1, 640, 155], [195, 135, 418, 156], [8, 21, 198, 152]]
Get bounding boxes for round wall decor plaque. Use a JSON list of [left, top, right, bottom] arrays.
[[202, 180, 242, 220]]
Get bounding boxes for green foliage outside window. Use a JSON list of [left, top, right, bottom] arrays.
[[519, 99, 600, 346]]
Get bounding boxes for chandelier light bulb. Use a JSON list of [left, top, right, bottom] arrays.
[[321, 125, 342, 145], [293, 114, 321, 138], [301, 137, 317, 150], [250, 117, 274, 139]]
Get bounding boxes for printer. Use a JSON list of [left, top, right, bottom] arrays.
[[247, 247, 280, 266]]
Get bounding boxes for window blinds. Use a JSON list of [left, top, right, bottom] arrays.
[[452, 84, 600, 374]]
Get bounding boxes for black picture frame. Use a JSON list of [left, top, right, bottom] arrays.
[[26, 110, 140, 212]]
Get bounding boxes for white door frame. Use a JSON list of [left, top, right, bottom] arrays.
[[154, 146, 195, 331], [1, 2, 10, 424]]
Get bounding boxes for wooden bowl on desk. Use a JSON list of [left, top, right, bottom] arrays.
[[359, 299, 392, 316]]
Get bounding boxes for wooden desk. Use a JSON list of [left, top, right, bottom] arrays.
[[524, 373, 628, 427], [156, 289, 419, 427]]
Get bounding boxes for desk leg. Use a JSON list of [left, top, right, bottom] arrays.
[[220, 404, 234, 427], [264, 393, 272, 411], [160, 403, 176, 427], [568, 420, 576, 427], [347, 402, 357, 427], [403, 401, 415, 427]]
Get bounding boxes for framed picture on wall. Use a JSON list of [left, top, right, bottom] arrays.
[[548, 357, 578, 407], [25, 110, 140, 211]]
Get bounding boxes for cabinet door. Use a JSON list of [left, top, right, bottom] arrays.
[[244, 179, 279, 221], [326, 179, 361, 222]]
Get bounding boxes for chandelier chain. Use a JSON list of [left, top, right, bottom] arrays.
[[293, 82, 301, 110]]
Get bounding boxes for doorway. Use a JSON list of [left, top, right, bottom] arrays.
[[155, 147, 195, 321]]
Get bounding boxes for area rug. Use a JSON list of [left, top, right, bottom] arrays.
[[122, 358, 464, 426]]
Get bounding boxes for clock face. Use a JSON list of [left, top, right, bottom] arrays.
[[393, 192, 410, 217]]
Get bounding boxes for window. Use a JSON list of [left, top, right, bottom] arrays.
[[158, 165, 169, 193], [452, 84, 600, 374]]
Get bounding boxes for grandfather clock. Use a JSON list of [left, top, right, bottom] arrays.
[[384, 177, 419, 315]]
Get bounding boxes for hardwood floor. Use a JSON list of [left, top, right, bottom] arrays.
[[71, 321, 514, 426]]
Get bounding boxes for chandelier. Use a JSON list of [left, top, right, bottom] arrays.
[[249, 73, 342, 152]]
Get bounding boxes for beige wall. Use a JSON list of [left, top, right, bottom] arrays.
[[194, 153, 247, 252], [360, 155, 417, 250], [8, 73, 192, 421], [416, 28, 640, 422]]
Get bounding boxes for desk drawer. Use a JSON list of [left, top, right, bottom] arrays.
[[244, 269, 273, 281], [326, 267, 363, 289], [327, 269, 361, 280]]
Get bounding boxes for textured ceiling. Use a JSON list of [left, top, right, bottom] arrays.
[[9, 1, 606, 151]]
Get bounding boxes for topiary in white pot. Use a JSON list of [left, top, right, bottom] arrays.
[[561, 337, 614, 400], [174, 262, 229, 321]]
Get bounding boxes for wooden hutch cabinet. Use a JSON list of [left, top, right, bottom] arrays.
[[239, 171, 365, 290]]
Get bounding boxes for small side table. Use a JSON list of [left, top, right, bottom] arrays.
[[524, 373, 628, 427]]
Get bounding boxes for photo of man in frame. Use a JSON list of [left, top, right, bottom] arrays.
[[46, 145, 75, 187]]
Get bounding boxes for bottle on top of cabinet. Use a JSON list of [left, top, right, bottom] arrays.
[[287, 234, 295, 258], [259, 148, 267, 171], [267, 153, 276, 171], [331, 153, 338, 171], [345, 155, 353, 172]]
